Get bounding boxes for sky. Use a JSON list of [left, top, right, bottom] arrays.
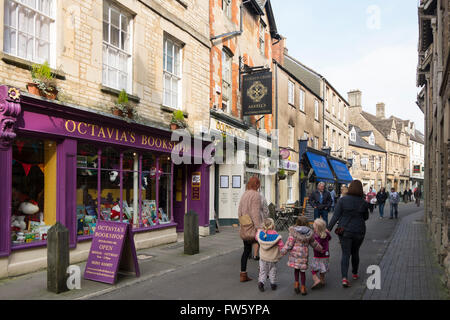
[[271, 0, 424, 132]]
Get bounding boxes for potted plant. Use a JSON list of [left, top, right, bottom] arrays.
[[111, 89, 129, 117], [278, 169, 287, 180], [170, 110, 187, 130], [27, 61, 58, 99]]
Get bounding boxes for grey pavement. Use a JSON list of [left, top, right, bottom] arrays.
[[0, 202, 448, 300], [363, 206, 449, 300]]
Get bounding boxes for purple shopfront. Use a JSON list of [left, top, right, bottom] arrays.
[[0, 85, 210, 258]]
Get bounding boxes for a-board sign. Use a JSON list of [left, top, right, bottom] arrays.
[[84, 220, 140, 284]]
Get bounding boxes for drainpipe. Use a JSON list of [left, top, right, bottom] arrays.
[[275, 61, 279, 208], [210, 1, 248, 41]]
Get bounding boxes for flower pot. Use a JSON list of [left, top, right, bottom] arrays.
[[127, 109, 134, 119], [278, 174, 287, 180], [170, 123, 179, 130], [112, 108, 123, 117], [43, 87, 58, 100], [27, 83, 42, 97]]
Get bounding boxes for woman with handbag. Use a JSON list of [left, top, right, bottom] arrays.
[[238, 176, 263, 282], [327, 180, 369, 288]]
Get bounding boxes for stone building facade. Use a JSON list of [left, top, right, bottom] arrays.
[[348, 90, 410, 193], [272, 38, 324, 207], [0, 0, 211, 278], [208, 0, 280, 225], [348, 125, 387, 193], [416, 0, 450, 289]]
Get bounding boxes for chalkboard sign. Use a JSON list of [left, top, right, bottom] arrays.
[[302, 197, 315, 225], [84, 220, 140, 284]]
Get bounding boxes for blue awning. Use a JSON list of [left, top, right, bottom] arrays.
[[329, 159, 353, 184], [305, 152, 335, 183]]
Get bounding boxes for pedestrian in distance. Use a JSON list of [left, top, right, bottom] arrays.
[[414, 188, 422, 207], [281, 216, 323, 296], [339, 185, 349, 200], [329, 186, 336, 212], [366, 187, 377, 213], [389, 188, 400, 219], [255, 218, 284, 292], [238, 176, 263, 283], [376, 187, 388, 219], [408, 189, 413, 202], [327, 180, 369, 288], [309, 182, 333, 225], [311, 218, 331, 289]]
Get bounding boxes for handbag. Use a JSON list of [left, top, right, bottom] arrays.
[[239, 214, 257, 242]]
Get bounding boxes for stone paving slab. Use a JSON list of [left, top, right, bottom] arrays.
[[363, 209, 449, 300]]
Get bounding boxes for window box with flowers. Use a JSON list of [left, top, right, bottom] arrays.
[[27, 61, 59, 100], [170, 110, 187, 130]]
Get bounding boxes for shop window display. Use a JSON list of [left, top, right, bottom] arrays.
[[158, 157, 172, 225], [76, 144, 172, 236], [11, 137, 55, 246]]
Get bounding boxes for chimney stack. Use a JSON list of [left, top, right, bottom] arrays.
[[272, 36, 287, 66], [376, 103, 385, 119], [348, 90, 362, 108]]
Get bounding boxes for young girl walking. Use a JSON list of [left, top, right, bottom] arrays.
[[281, 216, 323, 295], [311, 218, 331, 289], [255, 218, 284, 292]]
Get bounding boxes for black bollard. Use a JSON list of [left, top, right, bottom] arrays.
[[184, 210, 199, 255], [47, 222, 70, 294]]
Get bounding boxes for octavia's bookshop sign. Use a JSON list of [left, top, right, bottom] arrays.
[[84, 221, 140, 284], [242, 71, 273, 116]]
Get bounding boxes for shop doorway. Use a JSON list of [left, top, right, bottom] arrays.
[[173, 165, 186, 232]]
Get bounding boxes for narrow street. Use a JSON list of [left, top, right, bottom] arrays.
[[92, 203, 448, 300]]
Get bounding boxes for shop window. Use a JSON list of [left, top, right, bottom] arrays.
[[76, 145, 173, 237], [11, 137, 56, 246], [158, 156, 172, 225], [76, 144, 99, 237]]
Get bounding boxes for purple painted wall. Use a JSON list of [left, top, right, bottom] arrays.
[[0, 148, 12, 257]]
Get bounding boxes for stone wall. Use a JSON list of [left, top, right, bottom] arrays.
[[0, 0, 211, 130]]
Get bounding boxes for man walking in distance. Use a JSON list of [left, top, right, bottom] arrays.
[[389, 188, 400, 219], [414, 188, 422, 207], [309, 182, 333, 225]]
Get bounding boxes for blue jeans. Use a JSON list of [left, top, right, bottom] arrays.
[[378, 203, 385, 217], [314, 209, 329, 225], [390, 204, 398, 218]]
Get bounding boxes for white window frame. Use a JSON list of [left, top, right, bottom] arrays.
[[288, 80, 295, 105], [314, 136, 319, 149], [288, 124, 294, 149], [222, 49, 232, 113], [103, 1, 133, 93], [223, 0, 231, 19], [338, 99, 341, 120], [3, 0, 56, 66], [314, 99, 319, 121], [299, 89, 305, 112], [325, 126, 329, 146], [163, 36, 183, 110], [259, 19, 266, 55], [350, 127, 356, 142], [369, 133, 375, 145], [287, 174, 293, 203]]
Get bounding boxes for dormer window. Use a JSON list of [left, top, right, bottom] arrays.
[[369, 133, 375, 146], [350, 127, 356, 142]]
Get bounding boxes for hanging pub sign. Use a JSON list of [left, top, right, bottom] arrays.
[[242, 71, 273, 116]]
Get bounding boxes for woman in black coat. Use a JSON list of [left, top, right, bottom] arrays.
[[327, 180, 369, 288]]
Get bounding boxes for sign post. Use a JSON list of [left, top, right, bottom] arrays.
[[84, 220, 140, 285]]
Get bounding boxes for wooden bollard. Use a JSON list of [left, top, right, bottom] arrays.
[[47, 222, 70, 293]]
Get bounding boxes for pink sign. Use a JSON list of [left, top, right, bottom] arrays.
[[280, 149, 290, 160], [84, 221, 140, 284]]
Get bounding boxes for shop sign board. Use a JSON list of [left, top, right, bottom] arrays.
[[279, 160, 298, 172], [84, 220, 140, 284], [242, 71, 273, 116]]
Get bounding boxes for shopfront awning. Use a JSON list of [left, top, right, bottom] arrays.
[[305, 152, 335, 183], [329, 159, 353, 184]]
